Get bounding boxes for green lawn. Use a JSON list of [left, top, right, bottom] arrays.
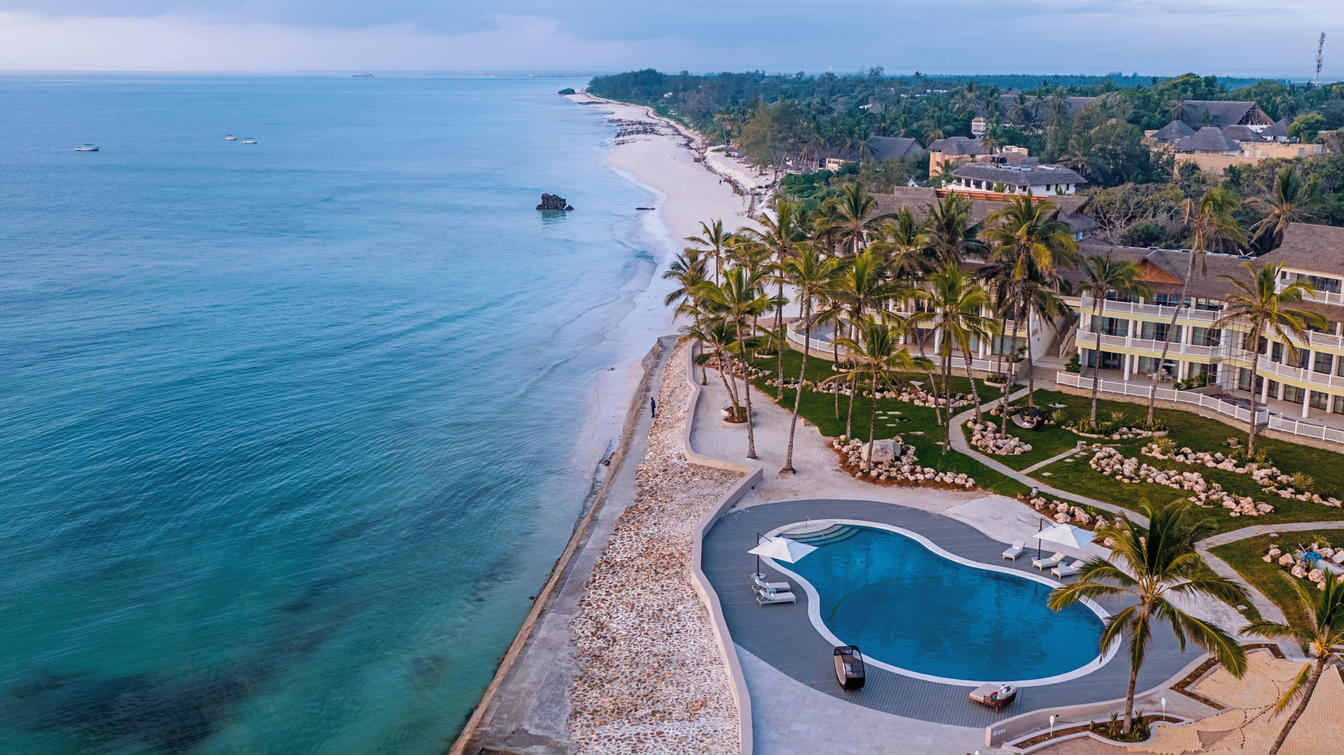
[[1211, 529, 1344, 625], [736, 351, 1344, 532], [747, 350, 1029, 498], [986, 390, 1344, 533]]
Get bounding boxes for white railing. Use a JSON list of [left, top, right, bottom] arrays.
[[1091, 332, 1217, 360], [1250, 359, 1344, 391], [1077, 294, 1220, 323], [1306, 329, 1344, 352], [786, 325, 846, 355], [1057, 322, 1079, 358], [1055, 371, 1268, 425], [1268, 416, 1344, 445]]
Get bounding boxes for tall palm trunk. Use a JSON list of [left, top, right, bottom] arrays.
[[832, 324, 841, 418], [1024, 308, 1037, 407], [942, 351, 955, 452], [1089, 294, 1107, 428], [1147, 255, 1196, 425], [867, 364, 880, 453], [962, 350, 983, 424], [1269, 659, 1326, 755], [845, 310, 859, 437], [1001, 288, 1026, 433], [994, 307, 1010, 377], [782, 298, 811, 474], [1246, 326, 1264, 457], [776, 278, 786, 398], [716, 346, 741, 411], [1121, 658, 1140, 734], [736, 326, 757, 459]]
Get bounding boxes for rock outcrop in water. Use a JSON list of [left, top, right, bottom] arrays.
[[536, 193, 574, 211]]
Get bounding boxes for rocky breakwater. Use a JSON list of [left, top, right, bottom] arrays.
[[568, 342, 740, 754]]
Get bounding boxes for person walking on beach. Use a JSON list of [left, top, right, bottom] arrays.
[[650, 397, 657, 418]]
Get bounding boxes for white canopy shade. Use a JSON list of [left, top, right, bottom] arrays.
[[1034, 523, 1096, 551], [749, 536, 817, 564]]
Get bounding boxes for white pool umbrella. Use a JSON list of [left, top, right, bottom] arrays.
[[749, 535, 816, 575], [1034, 523, 1095, 552]]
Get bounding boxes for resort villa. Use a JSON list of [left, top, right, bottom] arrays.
[[945, 160, 1085, 196], [819, 135, 925, 170], [1145, 99, 1324, 175], [1056, 223, 1344, 443]]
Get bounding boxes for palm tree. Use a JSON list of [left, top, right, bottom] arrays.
[[1049, 499, 1249, 735], [678, 311, 743, 415], [1251, 166, 1322, 249], [695, 265, 773, 459], [829, 182, 881, 257], [825, 314, 933, 454], [924, 193, 987, 266], [834, 249, 900, 437], [1241, 576, 1344, 755], [737, 197, 807, 391], [1212, 261, 1326, 456], [665, 252, 711, 384], [1078, 252, 1152, 428], [1145, 188, 1245, 426], [685, 219, 733, 285], [926, 265, 1000, 445], [983, 193, 1079, 420], [870, 208, 932, 279], [776, 243, 842, 474]]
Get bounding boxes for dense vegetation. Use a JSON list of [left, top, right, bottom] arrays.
[[591, 69, 1344, 245]]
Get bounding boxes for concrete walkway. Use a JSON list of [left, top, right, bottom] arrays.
[[460, 337, 678, 754], [1197, 520, 1344, 627], [946, 389, 1147, 527]]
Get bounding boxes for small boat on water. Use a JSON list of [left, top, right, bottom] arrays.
[[241, 138, 257, 144], [74, 144, 99, 152], [225, 135, 237, 141]]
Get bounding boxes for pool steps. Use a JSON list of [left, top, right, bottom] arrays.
[[785, 524, 860, 546]]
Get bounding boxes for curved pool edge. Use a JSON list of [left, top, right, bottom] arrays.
[[763, 518, 1120, 688]]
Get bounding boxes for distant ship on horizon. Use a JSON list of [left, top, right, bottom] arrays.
[[351, 73, 374, 78]]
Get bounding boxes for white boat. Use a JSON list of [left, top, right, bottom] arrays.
[[225, 135, 237, 141], [241, 138, 257, 145], [74, 144, 99, 152]]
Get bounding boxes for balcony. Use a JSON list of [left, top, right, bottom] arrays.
[[1250, 359, 1344, 391], [1086, 332, 1217, 360], [1075, 294, 1220, 324]]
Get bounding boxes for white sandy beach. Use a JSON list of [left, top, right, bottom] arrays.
[[566, 92, 762, 477]]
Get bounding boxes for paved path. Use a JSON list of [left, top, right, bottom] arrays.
[[1197, 520, 1344, 628], [1021, 447, 1085, 475], [947, 390, 1148, 527]]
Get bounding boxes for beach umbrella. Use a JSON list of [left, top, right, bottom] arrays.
[[749, 534, 816, 576], [1034, 523, 1095, 555]]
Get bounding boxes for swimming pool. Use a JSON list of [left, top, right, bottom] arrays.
[[769, 521, 1110, 685]]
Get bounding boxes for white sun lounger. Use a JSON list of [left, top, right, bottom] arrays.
[[753, 576, 791, 593], [1001, 541, 1026, 560], [1333, 551, 1344, 566], [1052, 559, 1085, 578], [756, 590, 796, 606], [1033, 552, 1066, 570]]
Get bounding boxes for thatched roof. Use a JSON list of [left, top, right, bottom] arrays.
[[951, 162, 1086, 188], [1181, 100, 1273, 128], [1174, 126, 1239, 153], [1262, 118, 1289, 140], [1221, 125, 1263, 143], [1262, 223, 1344, 277], [927, 136, 982, 155], [1151, 119, 1195, 142], [867, 136, 924, 161], [870, 188, 1096, 236]]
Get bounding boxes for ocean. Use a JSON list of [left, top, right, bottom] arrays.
[[0, 74, 666, 752]]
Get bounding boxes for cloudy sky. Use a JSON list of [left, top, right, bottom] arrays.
[[1, 1, 1342, 78]]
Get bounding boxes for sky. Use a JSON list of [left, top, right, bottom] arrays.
[[1, 1, 1342, 79]]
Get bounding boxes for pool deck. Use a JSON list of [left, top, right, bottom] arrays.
[[702, 498, 1205, 731]]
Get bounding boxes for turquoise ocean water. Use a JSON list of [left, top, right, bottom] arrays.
[[0, 74, 662, 752]]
